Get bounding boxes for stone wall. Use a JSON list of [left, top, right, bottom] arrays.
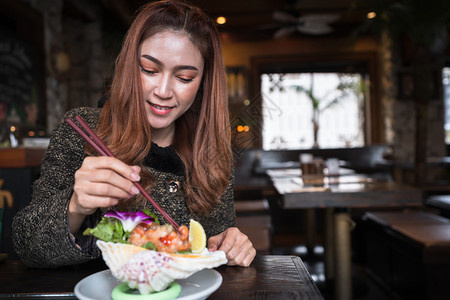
[[21, 0, 109, 132], [379, 29, 447, 185]]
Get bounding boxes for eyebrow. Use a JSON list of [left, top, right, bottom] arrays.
[[141, 54, 199, 72]]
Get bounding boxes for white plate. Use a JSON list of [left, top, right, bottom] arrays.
[[74, 269, 222, 300]]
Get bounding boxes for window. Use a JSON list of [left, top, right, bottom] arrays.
[[261, 72, 366, 150]]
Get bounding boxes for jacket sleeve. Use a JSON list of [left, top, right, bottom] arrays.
[[12, 108, 101, 267], [198, 172, 237, 238]]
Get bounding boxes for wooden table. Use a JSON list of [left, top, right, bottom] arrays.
[[0, 255, 324, 299], [267, 169, 422, 300]]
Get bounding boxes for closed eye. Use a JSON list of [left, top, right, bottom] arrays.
[[140, 65, 156, 75], [141, 64, 197, 83], [178, 76, 194, 83]]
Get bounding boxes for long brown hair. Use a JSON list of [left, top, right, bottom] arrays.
[[92, 0, 231, 214]]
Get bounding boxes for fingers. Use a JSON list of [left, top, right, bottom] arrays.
[[81, 156, 141, 182], [75, 166, 139, 197], [223, 228, 256, 267], [70, 156, 141, 215], [208, 227, 256, 267], [207, 232, 224, 252]]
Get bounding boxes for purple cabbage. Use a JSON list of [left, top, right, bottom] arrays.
[[104, 211, 155, 232]]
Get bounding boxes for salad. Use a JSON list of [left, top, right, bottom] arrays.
[[84, 209, 192, 254]]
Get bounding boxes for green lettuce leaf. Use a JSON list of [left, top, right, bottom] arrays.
[[142, 208, 160, 225], [83, 217, 130, 243], [141, 241, 157, 250]]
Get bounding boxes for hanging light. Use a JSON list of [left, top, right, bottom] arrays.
[[367, 12, 376, 19], [216, 16, 226, 24]]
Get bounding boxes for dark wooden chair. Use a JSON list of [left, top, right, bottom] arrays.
[[425, 194, 450, 219], [235, 198, 273, 254], [363, 210, 450, 300]]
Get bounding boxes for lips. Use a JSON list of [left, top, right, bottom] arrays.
[[147, 101, 175, 116], [151, 103, 172, 110]]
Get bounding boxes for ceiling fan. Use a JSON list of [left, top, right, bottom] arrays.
[[271, 1, 340, 38]]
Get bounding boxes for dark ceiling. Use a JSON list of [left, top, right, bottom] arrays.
[[98, 0, 370, 41]]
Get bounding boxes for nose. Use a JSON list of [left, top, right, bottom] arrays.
[[154, 74, 173, 99]]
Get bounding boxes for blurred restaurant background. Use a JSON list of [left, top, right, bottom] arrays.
[[1, 0, 450, 299]]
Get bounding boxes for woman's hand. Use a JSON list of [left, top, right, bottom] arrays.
[[207, 227, 256, 267], [68, 156, 141, 233]]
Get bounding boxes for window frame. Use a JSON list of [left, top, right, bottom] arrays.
[[249, 52, 381, 148]]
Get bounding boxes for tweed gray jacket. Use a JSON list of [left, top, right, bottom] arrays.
[[12, 107, 236, 267]]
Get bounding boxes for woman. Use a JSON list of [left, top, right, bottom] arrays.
[[12, 0, 255, 268]]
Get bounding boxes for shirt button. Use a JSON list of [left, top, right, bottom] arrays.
[[167, 180, 181, 193]]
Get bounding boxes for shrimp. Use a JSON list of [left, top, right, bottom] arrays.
[[128, 223, 150, 246], [129, 223, 191, 253]]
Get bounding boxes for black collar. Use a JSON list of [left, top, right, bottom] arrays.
[[144, 142, 185, 176]]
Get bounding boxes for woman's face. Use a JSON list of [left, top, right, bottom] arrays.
[[139, 30, 204, 145]]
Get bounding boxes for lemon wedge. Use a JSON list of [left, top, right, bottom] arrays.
[[189, 219, 206, 254]]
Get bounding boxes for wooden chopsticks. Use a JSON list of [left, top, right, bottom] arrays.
[[66, 115, 181, 233]]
